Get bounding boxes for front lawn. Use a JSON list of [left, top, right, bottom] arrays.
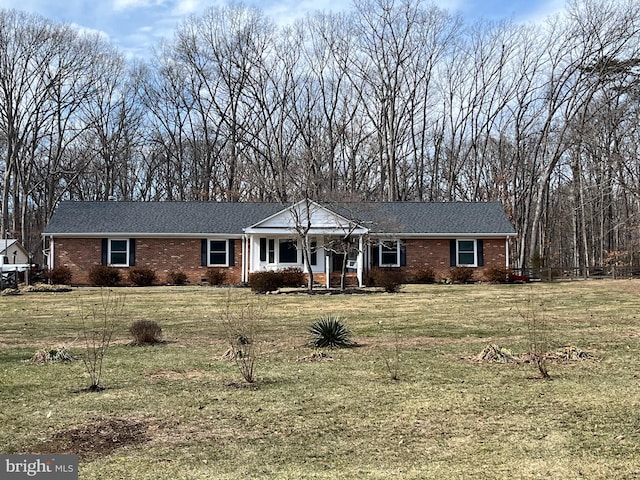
[[1, 281, 639, 479]]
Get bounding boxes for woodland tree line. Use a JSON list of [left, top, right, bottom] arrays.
[[1, 0, 640, 270]]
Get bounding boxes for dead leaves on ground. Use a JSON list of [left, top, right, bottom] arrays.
[[470, 343, 597, 364]]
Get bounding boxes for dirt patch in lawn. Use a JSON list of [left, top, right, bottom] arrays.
[[297, 351, 334, 362], [147, 369, 210, 381], [31, 417, 153, 459]]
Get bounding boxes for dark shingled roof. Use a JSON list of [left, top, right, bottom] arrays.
[[44, 201, 515, 236], [343, 202, 516, 235]]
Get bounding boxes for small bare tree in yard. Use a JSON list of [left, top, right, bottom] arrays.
[[221, 291, 265, 384], [79, 290, 125, 391], [519, 292, 551, 380], [379, 320, 402, 381]]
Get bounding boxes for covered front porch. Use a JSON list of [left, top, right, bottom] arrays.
[[243, 234, 366, 288], [242, 200, 369, 288]]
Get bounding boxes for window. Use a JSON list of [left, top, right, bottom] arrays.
[[268, 239, 275, 263], [310, 239, 317, 266], [209, 240, 228, 266], [379, 240, 400, 267], [109, 239, 129, 266], [259, 237, 300, 264], [279, 238, 298, 263], [457, 240, 477, 266]]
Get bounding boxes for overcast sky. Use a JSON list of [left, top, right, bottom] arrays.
[[0, 0, 566, 58]]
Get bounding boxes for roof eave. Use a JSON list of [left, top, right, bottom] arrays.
[[371, 232, 517, 237], [43, 232, 245, 238]]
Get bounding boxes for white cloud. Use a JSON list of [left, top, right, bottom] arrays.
[[69, 22, 111, 41], [112, 0, 166, 12], [172, 0, 204, 15]]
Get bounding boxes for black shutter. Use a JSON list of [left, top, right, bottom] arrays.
[[228, 240, 235, 266], [201, 239, 207, 266], [129, 239, 136, 266], [450, 240, 457, 267], [101, 238, 108, 265], [372, 244, 379, 266], [477, 240, 484, 267], [259, 238, 267, 262], [400, 240, 407, 266]]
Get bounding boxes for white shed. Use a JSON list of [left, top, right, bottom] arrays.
[[0, 239, 29, 264]]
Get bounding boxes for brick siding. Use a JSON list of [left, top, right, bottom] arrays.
[[53, 236, 509, 286], [53, 237, 243, 286], [402, 238, 508, 281]]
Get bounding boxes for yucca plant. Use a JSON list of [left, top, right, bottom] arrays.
[[308, 315, 354, 349]]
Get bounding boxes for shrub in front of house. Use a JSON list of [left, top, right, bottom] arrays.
[[128, 267, 157, 286], [484, 265, 509, 283], [411, 267, 437, 284], [166, 270, 188, 285], [369, 267, 406, 293], [206, 268, 227, 286], [129, 320, 162, 345], [248, 271, 282, 293], [278, 267, 306, 288], [88, 265, 121, 287], [363, 269, 375, 287], [449, 266, 474, 284], [45, 266, 73, 285]]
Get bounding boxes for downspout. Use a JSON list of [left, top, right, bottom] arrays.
[[48, 236, 54, 270], [357, 236, 364, 287], [505, 237, 510, 270]]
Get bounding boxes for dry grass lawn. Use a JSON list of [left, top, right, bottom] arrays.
[[1, 281, 639, 479]]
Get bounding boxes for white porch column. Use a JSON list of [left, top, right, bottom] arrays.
[[325, 253, 330, 289], [505, 238, 510, 269], [357, 236, 364, 287]]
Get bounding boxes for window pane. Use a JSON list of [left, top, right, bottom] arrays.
[[458, 252, 475, 265], [210, 252, 227, 265], [259, 238, 267, 262], [458, 240, 474, 252], [381, 251, 397, 265], [279, 239, 297, 263], [210, 240, 226, 251], [111, 252, 127, 265], [111, 240, 127, 252]]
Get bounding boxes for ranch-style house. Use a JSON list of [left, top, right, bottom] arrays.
[[43, 199, 516, 287]]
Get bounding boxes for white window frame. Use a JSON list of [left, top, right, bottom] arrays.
[[208, 239, 229, 267], [456, 239, 477, 267], [379, 240, 401, 267], [108, 239, 129, 267]]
